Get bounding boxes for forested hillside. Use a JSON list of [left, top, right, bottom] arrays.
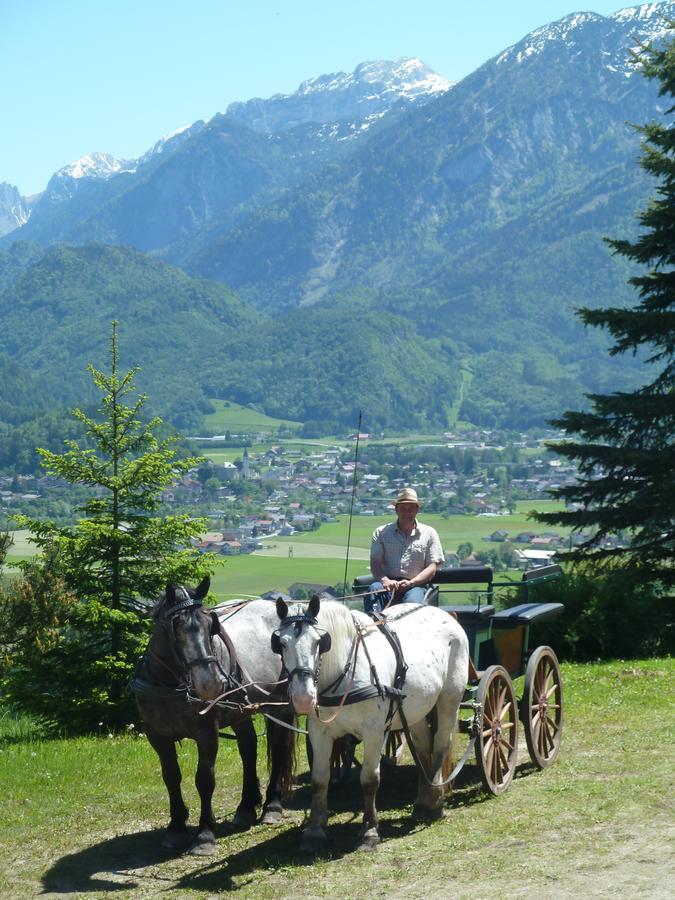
[[0, 4, 671, 437]]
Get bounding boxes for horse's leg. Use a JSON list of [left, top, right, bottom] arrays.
[[262, 714, 295, 824], [299, 725, 332, 854], [231, 717, 262, 829], [356, 725, 383, 851], [428, 691, 462, 808], [145, 730, 190, 849], [189, 723, 220, 855], [409, 715, 439, 819]]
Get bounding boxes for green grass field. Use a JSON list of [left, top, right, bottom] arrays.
[[201, 400, 302, 434], [1, 658, 672, 897], [4, 503, 566, 597]]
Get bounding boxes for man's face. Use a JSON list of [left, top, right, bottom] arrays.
[[396, 502, 418, 526]]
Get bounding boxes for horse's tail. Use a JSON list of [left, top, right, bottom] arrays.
[[266, 714, 297, 798]]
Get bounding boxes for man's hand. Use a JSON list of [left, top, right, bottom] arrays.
[[381, 576, 399, 592]]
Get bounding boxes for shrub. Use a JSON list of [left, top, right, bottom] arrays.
[[505, 567, 674, 661]]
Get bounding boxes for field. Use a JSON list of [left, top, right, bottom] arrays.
[[200, 400, 302, 434], [209, 501, 567, 599], [4, 503, 567, 600], [1, 658, 673, 898]]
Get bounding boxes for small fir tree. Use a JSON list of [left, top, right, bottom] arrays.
[[7, 323, 212, 729], [535, 34, 675, 584]]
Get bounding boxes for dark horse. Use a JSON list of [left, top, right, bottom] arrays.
[[132, 577, 296, 855]]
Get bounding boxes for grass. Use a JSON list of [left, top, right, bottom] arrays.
[[1, 657, 672, 897], [3, 503, 567, 596], [210, 502, 567, 598], [200, 400, 302, 434]]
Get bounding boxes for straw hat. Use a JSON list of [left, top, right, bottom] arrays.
[[394, 487, 421, 507]]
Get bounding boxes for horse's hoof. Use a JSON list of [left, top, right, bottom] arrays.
[[188, 831, 217, 856], [232, 806, 257, 830], [261, 806, 283, 825], [356, 828, 380, 852], [161, 829, 189, 850], [412, 804, 445, 822], [299, 833, 327, 856]]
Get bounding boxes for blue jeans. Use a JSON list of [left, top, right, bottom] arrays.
[[364, 582, 426, 614]]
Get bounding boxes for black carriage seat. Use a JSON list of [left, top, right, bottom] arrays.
[[351, 565, 496, 624], [351, 573, 439, 607]]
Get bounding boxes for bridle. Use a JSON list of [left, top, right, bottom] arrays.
[[154, 587, 231, 699], [271, 613, 332, 685]]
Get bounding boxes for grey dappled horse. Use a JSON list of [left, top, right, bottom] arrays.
[[133, 577, 296, 855], [273, 595, 469, 853]]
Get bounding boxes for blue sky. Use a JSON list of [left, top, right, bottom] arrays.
[[2, 0, 655, 195]]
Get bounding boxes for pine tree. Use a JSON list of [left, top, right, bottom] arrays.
[[535, 34, 675, 584], [8, 323, 213, 729]]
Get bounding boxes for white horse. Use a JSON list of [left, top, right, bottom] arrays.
[[272, 595, 469, 852]]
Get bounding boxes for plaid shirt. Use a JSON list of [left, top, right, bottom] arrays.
[[370, 520, 445, 580]]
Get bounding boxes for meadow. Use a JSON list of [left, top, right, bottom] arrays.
[[1, 657, 672, 898], [200, 400, 302, 434], [211, 501, 566, 599], [5, 502, 567, 600]]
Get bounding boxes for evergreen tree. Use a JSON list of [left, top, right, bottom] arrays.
[[535, 35, 675, 584], [6, 323, 213, 729]]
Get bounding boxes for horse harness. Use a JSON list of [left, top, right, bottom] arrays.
[[130, 586, 250, 714], [277, 604, 472, 786], [275, 605, 421, 731]]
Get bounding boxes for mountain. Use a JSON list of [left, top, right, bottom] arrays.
[[0, 59, 448, 253], [0, 3, 672, 437], [0, 245, 460, 450], [174, 2, 673, 424], [186, 3, 671, 305], [0, 183, 32, 237], [225, 58, 450, 134]]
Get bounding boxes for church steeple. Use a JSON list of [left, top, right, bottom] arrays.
[[242, 446, 250, 479]]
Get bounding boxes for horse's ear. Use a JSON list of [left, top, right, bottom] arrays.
[[276, 596, 288, 620], [195, 576, 210, 601], [210, 611, 220, 637], [309, 594, 321, 619], [166, 583, 176, 604]]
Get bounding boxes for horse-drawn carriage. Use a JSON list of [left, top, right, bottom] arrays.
[[351, 563, 565, 795], [132, 564, 564, 853]]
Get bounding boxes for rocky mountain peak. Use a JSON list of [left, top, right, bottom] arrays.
[[224, 57, 450, 134], [495, 1, 675, 74]]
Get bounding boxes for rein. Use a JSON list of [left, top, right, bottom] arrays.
[[131, 588, 245, 711]]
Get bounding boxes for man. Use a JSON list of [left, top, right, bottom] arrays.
[[364, 487, 445, 614]]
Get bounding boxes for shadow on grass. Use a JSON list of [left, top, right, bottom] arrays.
[[40, 759, 539, 893], [42, 827, 186, 894]]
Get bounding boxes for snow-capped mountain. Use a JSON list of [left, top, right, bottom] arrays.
[[0, 57, 450, 247], [225, 58, 450, 134], [495, 1, 675, 73]]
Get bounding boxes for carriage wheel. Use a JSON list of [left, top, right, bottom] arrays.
[[475, 665, 519, 795], [521, 646, 563, 769]]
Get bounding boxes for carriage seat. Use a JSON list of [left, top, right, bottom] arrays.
[[351, 574, 439, 607], [491, 602, 563, 627]]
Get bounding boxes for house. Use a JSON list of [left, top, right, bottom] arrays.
[[221, 541, 241, 555], [514, 549, 556, 568], [488, 529, 509, 542], [221, 461, 239, 481]]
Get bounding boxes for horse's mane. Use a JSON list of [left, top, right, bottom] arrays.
[[316, 601, 362, 685]]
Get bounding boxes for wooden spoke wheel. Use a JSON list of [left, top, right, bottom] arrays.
[[521, 646, 563, 769], [475, 665, 519, 795]]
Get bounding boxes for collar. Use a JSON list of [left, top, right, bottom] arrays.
[[395, 519, 420, 538]]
